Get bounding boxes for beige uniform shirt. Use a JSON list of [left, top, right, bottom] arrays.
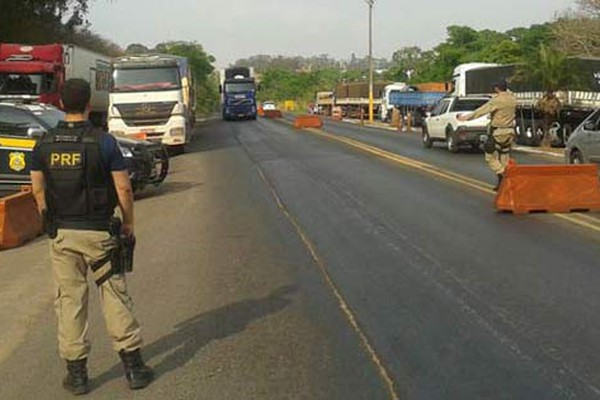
[[537, 95, 561, 117], [468, 91, 517, 128]]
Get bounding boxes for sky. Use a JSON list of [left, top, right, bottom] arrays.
[[88, 0, 576, 68]]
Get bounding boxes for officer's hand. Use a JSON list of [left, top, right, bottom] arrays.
[[121, 223, 134, 238]]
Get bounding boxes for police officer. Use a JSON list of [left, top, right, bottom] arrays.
[[30, 79, 153, 395], [536, 90, 561, 146], [458, 81, 517, 190]]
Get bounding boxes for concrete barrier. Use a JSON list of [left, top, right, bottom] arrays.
[[0, 187, 43, 250], [294, 115, 323, 129], [495, 160, 600, 214]]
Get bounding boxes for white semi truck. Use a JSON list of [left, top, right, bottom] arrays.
[[108, 54, 196, 149]]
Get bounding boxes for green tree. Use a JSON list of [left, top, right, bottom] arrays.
[[0, 0, 122, 56], [515, 44, 575, 91], [387, 46, 424, 81], [125, 44, 151, 55], [0, 0, 89, 43], [554, 0, 600, 56]]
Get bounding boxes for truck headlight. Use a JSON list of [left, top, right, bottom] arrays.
[[170, 127, 185, 137], [118, 144, 134, 158]]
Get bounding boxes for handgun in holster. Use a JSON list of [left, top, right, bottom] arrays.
[[109, 217, 136, 274]]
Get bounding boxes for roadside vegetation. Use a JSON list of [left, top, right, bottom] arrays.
[[235, 0, 600, 103]]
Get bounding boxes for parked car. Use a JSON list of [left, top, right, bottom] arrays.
[[565, 108, 600, 165], [422, 95, 491, 152], [0, 102, 169, 192], [262, 101, 277, 111]]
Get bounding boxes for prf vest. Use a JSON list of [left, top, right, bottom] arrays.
[[39, 122, 117, 231]]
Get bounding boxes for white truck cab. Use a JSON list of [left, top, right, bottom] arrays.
[[108, 54, 193, 148], [380, 82, 410, 122]]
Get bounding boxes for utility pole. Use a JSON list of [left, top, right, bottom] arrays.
[[366, 0, 375, 123]]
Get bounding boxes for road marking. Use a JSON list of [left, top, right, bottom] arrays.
[[272, 118, 600, 236], [256, 167, 400, 400]]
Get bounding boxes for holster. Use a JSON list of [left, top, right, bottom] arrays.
[[483, 135, 496, 154], [485, 128, 513, 155], [109, 217, 136, 274]]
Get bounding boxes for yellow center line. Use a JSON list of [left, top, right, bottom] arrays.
[[272, 117, 600, 235], [571, 213, 600, 224], [554, 214, 600, 234], [255, 166, 400, 400]]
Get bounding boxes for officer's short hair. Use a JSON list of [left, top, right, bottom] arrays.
[[493, 81, 508, 92], [60, 79, 91, 113]]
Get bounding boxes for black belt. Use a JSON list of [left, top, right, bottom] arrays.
[[55, 219, 111, 231]]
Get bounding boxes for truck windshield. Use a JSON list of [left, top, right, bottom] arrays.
[[452, 99, 489, 112], [0, 73, 54, 95], [112, 67, 181, 92], [225, 82, 255, 93]]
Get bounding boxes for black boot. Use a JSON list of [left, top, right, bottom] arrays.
[[119, 349, 154, 390], [494, 174, 504, 192], [63, 359, 89, 395]]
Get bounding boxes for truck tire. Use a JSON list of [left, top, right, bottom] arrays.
[[422, 125, 433, 149], [446, 128, 459, 153]]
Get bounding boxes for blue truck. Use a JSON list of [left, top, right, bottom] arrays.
[[387, 90, 446, 126], [220, 67, 258, 121]]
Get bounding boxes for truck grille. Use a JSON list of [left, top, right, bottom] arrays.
[[116, 102, 177, 127], [228, 98, 253, 106]]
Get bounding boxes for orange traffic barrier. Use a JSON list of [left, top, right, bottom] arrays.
[[294, 115, 323, 129], [495, 160, 600, 214], [264, 110, 282, 119], [257, 106, 265, 117], [0, 187, 43, 249]]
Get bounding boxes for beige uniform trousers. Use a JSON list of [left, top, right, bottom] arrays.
[[51, 229, 142, 361], [485, 128, 514, 175]]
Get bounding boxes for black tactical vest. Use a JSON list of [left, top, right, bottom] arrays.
[[39, 121, 117, 231]]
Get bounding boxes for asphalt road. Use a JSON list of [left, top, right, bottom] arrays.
[[0, 117, 599, 399]]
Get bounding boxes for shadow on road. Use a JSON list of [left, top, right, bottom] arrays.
[[135, 181, 203, 201], [91, 285, 298, 389]]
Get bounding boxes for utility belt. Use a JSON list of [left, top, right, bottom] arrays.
[[484, 126, 514, 155], [43, 213, 136, 284]]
